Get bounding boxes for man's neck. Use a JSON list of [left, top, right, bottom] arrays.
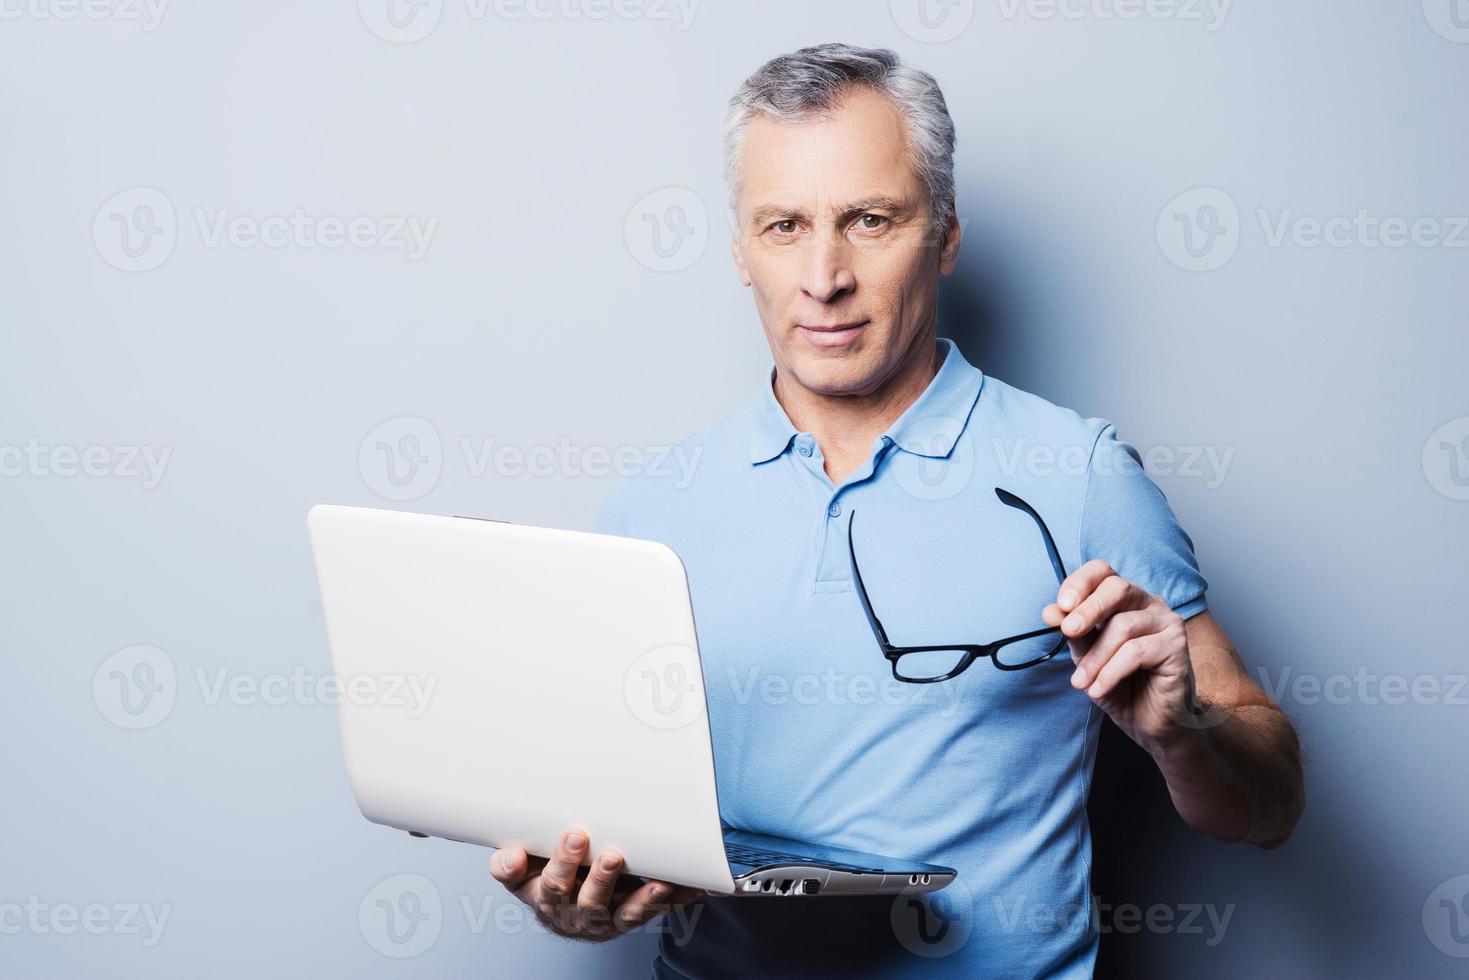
[[772, 330, 944, 483]]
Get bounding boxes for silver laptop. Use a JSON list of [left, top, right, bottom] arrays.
[[307, 504, 956, 898]]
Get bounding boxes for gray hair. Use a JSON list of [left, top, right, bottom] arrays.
[[722, 42, 958, 233]]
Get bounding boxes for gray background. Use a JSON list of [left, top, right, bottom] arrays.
[[2, 1, 1466, 976]]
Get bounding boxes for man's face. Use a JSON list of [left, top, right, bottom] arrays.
[[730, 86, 961, 398]]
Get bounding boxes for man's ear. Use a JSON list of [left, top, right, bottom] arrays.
[[938, 212, 963, 276], [730, 234, 752, 287]]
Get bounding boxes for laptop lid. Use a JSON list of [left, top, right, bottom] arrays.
[[307, 504, 737, 895]]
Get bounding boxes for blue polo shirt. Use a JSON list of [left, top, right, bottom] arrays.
[[594, 337, 1208, 978]]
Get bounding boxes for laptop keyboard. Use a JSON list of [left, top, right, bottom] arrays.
[[724, 842, 885, 874]]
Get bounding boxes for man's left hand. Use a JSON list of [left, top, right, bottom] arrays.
[[1042, 559, 1197, 751]]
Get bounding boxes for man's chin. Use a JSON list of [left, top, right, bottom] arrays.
[[784, 351, 877, 398]]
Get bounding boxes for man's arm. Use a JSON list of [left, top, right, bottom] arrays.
[[1048, 564, 1305, 848], [1150, 610, 1304, 847]]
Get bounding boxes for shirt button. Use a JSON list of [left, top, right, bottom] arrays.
[[827, 501, 842, 517], [798, 443, 812, 457]]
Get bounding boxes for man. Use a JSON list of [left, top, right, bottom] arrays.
[[490, 42, 1303, 977]]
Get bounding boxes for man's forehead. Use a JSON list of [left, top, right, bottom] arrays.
[[738, 95, 922, 217]]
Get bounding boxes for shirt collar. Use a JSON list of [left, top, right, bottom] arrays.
[[747, 336, 985, 465]]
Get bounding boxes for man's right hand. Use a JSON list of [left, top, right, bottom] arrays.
[[489, 827, 704, 942]]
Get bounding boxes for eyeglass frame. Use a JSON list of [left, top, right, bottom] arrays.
[[845, 487, 1071, 683]]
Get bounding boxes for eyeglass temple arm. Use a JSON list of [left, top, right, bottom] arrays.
[[994, 487, 1068, 583], [844, 510, 893, 648]]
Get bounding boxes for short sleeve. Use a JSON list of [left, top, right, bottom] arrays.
[[1079, 423, 1209, 619]]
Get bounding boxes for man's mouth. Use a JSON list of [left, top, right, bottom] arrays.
[[796, 319, 869, 348]]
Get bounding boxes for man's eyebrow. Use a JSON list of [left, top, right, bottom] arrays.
[[841, 196, 908, 215], [749, 197, 912, 228]]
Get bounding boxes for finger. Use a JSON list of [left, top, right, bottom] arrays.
[[613, 879, 675, 933], [576, 848, 626, 934], [490, 846, 543, 893], [1054, 560, 1115, 613], [1070, 609, 1154, 690], [535, 828, 589, 916], [1087, 634, 1170, 701], [614, 881, 702, 933], [1061, 573, 1144, 639]]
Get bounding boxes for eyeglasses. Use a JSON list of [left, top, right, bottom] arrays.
[[846, 488, 1071, 683]]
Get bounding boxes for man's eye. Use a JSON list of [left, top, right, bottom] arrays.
[[772, 220, 799, 234], [855, 214, 889, 232]]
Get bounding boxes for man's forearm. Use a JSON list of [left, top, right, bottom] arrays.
[[1145, 702, 1304, 848]]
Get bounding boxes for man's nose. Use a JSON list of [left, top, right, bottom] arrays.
[[800, 233, 856, 304]]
